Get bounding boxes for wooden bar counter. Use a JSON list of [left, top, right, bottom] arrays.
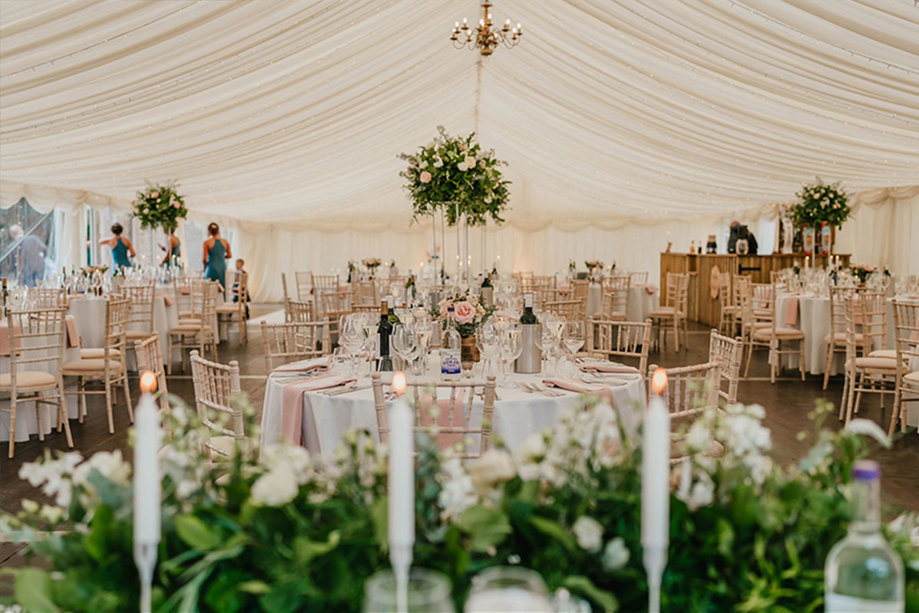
[[660, 253, 851, 327]]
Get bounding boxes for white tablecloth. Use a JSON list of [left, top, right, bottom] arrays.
[[0, 322, 82, 443], [261, 359, 647, 456], [68, 294, 179, 349], [586, 284, 659, 322]]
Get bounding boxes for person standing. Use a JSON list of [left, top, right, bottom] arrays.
[[98, 223, 135, 270], [160, 230, 181, 267], [203, 222, 231, 295], [8, 224, 47, 287]]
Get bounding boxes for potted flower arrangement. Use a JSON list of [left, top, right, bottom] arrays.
[[4, 397, 917, 612], [362, 258, 381, 279], [436, 291, 494, 363], [851, 264, 875, 285], [790, 180, 850, 255], [132, 182, 188, 233], [400, 126, 510, 227]]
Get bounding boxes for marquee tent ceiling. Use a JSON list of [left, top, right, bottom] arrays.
[[1, 0, 917, 229]]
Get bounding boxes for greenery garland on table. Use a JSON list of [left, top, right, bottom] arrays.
[[790, 180, 850, 228], [2, 397, 917, 613], [399, 126, 510, 226], [132, 183, 188, 233]]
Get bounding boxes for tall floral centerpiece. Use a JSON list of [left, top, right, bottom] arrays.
[[400, 126, 510, 285], [132, 182, 188, 233], [790, 180, 849, 255]]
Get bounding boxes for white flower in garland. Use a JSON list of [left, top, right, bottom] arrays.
[[572, 515, 604, 553], [251, 466, 299, 507], [602, 537, 630, 570]]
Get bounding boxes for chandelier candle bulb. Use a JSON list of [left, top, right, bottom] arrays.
[[387, 371, 414, 613], [642, 368, 671, 613], [134, 372, 162, 613]]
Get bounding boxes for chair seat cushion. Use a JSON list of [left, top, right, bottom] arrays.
[[853, 356, 898, 371], [215, 304, 241, 314], [205, 436, 247, 458], [869, 349, 898, 359], [721, 305, 739, 313], [80, 348, 122, 359], [905, 370, 919, 384], [169, 323, 208, 333], [824, 331, 865, 345], [649, 307, 684, 319], [62, 358, 123, 374], [754, 327, 805, 341], [0, 371, 57, 390], [753, 309, 772, 318], [125, 330, 154, 340]]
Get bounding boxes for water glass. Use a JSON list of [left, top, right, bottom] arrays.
[[464, 567, 552, 612], [363, 568, 453, 612]]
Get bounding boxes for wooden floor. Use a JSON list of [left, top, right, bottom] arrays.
[[2, 306, 918, 569]]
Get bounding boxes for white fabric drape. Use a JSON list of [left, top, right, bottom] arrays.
[[2, 0, 917, 227]]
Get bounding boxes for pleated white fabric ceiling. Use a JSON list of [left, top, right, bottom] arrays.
[[1, 0, 917, 229]]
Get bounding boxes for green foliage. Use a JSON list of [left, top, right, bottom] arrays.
[[133, 183, 188, 233], [3, 399, 917, 612], [791, 180, 850, 228], [399, 126, 510, 226]]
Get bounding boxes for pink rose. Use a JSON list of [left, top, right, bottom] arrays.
[[151, 191, 159, 198], [173, 201, 180, 208], [420, 171, 432, 183], [453, 301, 475, 324]]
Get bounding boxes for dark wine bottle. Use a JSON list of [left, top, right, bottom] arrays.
[[378, 299, 393, 371], [520, 293, 538, 324], [387, 297, 400, 325]]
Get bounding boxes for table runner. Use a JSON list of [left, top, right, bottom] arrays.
[[280, 374, 356, 444]]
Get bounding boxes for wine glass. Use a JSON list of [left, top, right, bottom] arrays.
[[413, 319, 433, 375], [391, 324, 418, 372], [475, 320, 501, 377], [363, 567, 453, 612], [499, 324, 523, 383], [563, 320, 585, 370], [533, 320, 557, 376]]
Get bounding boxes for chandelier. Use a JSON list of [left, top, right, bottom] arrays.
[[450, 1, 522, 56]]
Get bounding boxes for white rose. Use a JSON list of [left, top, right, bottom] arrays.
[[468, 449, 516, 494], [260, 445, 312, 484], [457, 162, 469, 172], [514, 433, 546, 465], [464, 156, 476, 167], [601, 537, 630, 570], [251, 467, 299, 506], [572, 515, 604, 553], [433, 158, 443, 168], [73, 450, 131, 488], [686, 420, 711, 452], [39, 504, 65, 524]]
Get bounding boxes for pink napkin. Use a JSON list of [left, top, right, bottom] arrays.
[[271, 357, 331, 375], [65, 316, 79, 348], [543, 377, 609, 394], [418, 398, 467, 450], [644, 285, 656, 295], [783, 296, 799, 326], [157, 293, 174, 307], [0, 326, 19, 357], [279, 374, 356, 445], [580, 363, 639, 375]]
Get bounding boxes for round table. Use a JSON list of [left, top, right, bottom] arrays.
[[260, 355, 647, 456], [0, 319, 82, 443], [585, 284, 659, 322]]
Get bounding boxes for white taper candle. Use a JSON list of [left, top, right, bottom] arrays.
[[388, 371, 414, 613], [134, 372, 162, 613], [642, 368, 671, 613]]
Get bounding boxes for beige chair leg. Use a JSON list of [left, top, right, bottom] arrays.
[[799, 340, 806, 381], [673, 317, 680, 352], [122, 372, 134, 423], [770, 341, 777, 384], [167, 334, 174, 375], [36, 395, 46, 440], [8, 399, 16, 458], [822, 343, 833, 390], [104, 379, 114, 434], [839, 367, 850, 420], [59, 382, 73, 448]]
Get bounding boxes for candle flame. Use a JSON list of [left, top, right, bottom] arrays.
[[651, 368, 668, 395], [392, 371, 407, 395], [139, 371, 157, 393]]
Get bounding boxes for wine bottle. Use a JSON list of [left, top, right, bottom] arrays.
[[824, 460, 904, 612], [387, 297, 400, 325], [520, 293, 538, 324], [377, 300, 393, 372], [441, 307, 461, 379], [1, 277, 7, 317]]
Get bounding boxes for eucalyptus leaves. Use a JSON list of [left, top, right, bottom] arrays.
[[132, 182, 188, 233], [399, 126, 510, 226]]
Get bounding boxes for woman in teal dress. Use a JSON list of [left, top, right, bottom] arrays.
[[98, 223, 135, 270], [161, 231, 181, 267], [203, 222, 231, 295]]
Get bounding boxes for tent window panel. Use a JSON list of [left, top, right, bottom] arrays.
[[0, 198, 55, 287]]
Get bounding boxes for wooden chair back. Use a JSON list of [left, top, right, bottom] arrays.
[[260, 320, 331, 372], [286, 299, 315, 322], [587, 319, 651, 375], [189, 350, 244, 457], [372, 373, 497, 459], [6, 307, 67, 380], [123, 283, 156, 335], [294, 271, 313, 300], [134, 333, 169, 410], [649, 361, 721, 420], [708, 330, 743, 404], [311, 274, 339, 291], [544, 299, 582, 321]]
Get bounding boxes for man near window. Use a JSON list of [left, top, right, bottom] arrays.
[[9, 224, 47, 286]]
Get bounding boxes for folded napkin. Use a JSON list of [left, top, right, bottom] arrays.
[[157, 293, 174, 307], [644, 285, 656, 295], [279, 374, 357, 445], [543, 377, 609, 394], [579, 362, 640, 375], [0, 326, 20, 357], [783, 296, 799, 326], [271, 357, 331, 374], [0, 317, 79, 356]]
